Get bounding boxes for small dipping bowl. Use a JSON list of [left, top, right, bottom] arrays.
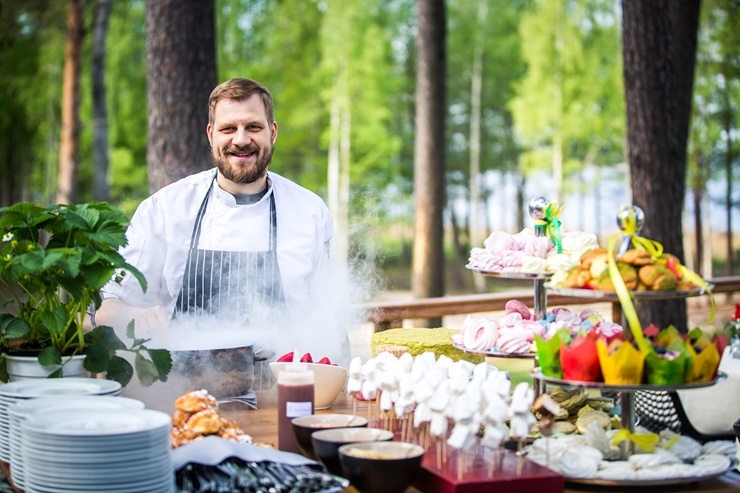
[[291, 414, 368, 460], [338, 441, 425, 493], [311, 427, 394, 477]]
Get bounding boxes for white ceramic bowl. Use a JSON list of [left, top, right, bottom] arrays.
[[269, 362, 348, 409]]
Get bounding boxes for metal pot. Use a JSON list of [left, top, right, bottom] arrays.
[[169, 345, 274, 399]]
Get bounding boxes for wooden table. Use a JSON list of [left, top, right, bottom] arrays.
[[221, 390, 740, 493]]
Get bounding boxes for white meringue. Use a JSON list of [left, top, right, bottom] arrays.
[[558, 446, 603, 478]]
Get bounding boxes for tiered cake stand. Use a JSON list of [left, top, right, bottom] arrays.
[[540, 284, 719, 454]]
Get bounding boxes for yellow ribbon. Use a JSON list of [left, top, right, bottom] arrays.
[[610, 429, 660, 452], [607, 233, 650, 354], [662, 432, 681, 450], [616, 205, 663, 259], [534, 201, 564, 253], [611, 204, 715, 334]]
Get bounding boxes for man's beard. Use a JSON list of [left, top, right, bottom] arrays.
[[212, 143, 274, 184]]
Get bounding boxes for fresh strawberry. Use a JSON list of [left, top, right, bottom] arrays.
[[276, 351, 294, 362], [317, 356, 331, 365], [299, 352, 313, 363]]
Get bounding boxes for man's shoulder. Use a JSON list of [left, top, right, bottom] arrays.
[[270, 172, 326, 207], [151, 169, 215, 200]]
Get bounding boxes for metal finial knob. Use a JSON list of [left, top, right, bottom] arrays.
[[528, 197, 549, 220], [617, 205, 645, 233]]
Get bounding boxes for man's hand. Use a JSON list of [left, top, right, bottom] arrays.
[[95, 298, 171, 333], [134, 306, 171, 333]]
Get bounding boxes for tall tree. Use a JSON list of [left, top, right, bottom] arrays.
[[146, 0, 217, 193], [689, 0, 739, 277], [106, 0, 148, 214], [92, 0, 111, 202], [0, 1, 65, 206], [56, 0, 85, 205], [412, 0, 446, 326], [511, 0, 624, 212], [621, 0, 700, 331]]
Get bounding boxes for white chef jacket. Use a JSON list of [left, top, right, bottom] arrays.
[[103, 169, 334, 316]]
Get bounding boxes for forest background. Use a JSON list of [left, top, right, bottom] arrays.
[[0, 0, 738, 314]]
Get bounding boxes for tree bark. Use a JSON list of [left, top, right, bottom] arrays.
[[412, 0, 446, 327], [146, 0, 217, 193], [92, 0, 111, 202], [621, 0, 700, 332], [56, 0, 84, 205]]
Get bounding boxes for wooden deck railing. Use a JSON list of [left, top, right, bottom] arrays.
[[361, 276, 740, 332]]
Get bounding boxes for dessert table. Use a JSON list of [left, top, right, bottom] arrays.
[[221, 390, 740, 493]]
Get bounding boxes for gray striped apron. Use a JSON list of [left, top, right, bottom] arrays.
[[174, 174, 286, 320]]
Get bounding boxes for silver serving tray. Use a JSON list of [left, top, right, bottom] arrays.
[[466, 266, 554, 280], [545, 284, 715, 300], [530, 368, 727, 391], [453, 343, 537, 359]]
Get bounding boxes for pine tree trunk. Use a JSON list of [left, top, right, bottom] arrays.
[[146, 0, 217, 193], [412, 0, 446, 327], [622, 0, 699, 332], [92, 0, 111, 202], [56, 0, 84, 205]]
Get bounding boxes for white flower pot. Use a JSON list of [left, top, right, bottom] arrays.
[[3, 354, 89, 381]]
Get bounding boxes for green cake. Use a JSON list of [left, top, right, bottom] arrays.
[[371, 328, 483, 364]]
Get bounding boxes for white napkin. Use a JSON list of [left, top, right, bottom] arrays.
[[170, 435, 318, 471]]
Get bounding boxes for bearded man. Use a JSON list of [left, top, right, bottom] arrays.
[[95, 78, 334, 333]]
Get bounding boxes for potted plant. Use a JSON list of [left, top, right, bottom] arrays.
[[0, 201, 171, 386]]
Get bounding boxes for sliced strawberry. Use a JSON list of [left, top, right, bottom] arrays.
[[299, 352, 313, 363], [276, 351, 294, 363], [317, 356, 331, 365]]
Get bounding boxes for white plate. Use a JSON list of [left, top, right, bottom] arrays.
[[22, 408, 171, 437], [0, 378, 121, 398], [22, 428, 170, 451], [8, 395, 144, 417], [24, 474, 173, 493], [24, 457, 170, 478]]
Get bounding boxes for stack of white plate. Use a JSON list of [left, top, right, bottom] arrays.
[[21, 408, 173, 493], [7, 395, 145, 490], [0, 377, 122, 462]]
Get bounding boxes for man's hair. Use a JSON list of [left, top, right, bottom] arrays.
[[208, 78, 275, 126]]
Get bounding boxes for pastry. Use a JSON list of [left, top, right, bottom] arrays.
[[533, 394, 561, 436], [563, 267, 591, 289], [175, 389, 218, 413], [575, 409, 611, 434], [619, 248, 653, 266], [170, 389, 253, 448], [184, 409, 222, 435]]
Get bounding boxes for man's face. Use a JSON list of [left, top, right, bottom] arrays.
[[207, 94, 278, 185]]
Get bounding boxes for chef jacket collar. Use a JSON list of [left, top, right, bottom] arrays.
[[212, 174, 274, 208]]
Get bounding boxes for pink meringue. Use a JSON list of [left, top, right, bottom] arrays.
[[496, 329, 533, 354], [505, 299, 532, 320], [460, 316, 499, 351]]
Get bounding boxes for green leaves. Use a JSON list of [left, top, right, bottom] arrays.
[[0, 314, 30, 341], [39, 307, 69, 336], [107, 356, 134, 388], [0, 201, 165, 388], [80, 324, 172, 388]]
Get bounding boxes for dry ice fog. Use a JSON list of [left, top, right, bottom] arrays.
[[120, 258, 380, 412]]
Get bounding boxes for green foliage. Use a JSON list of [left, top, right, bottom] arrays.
[[0, 201, 170, 387], [510, 0, 625, 189]]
